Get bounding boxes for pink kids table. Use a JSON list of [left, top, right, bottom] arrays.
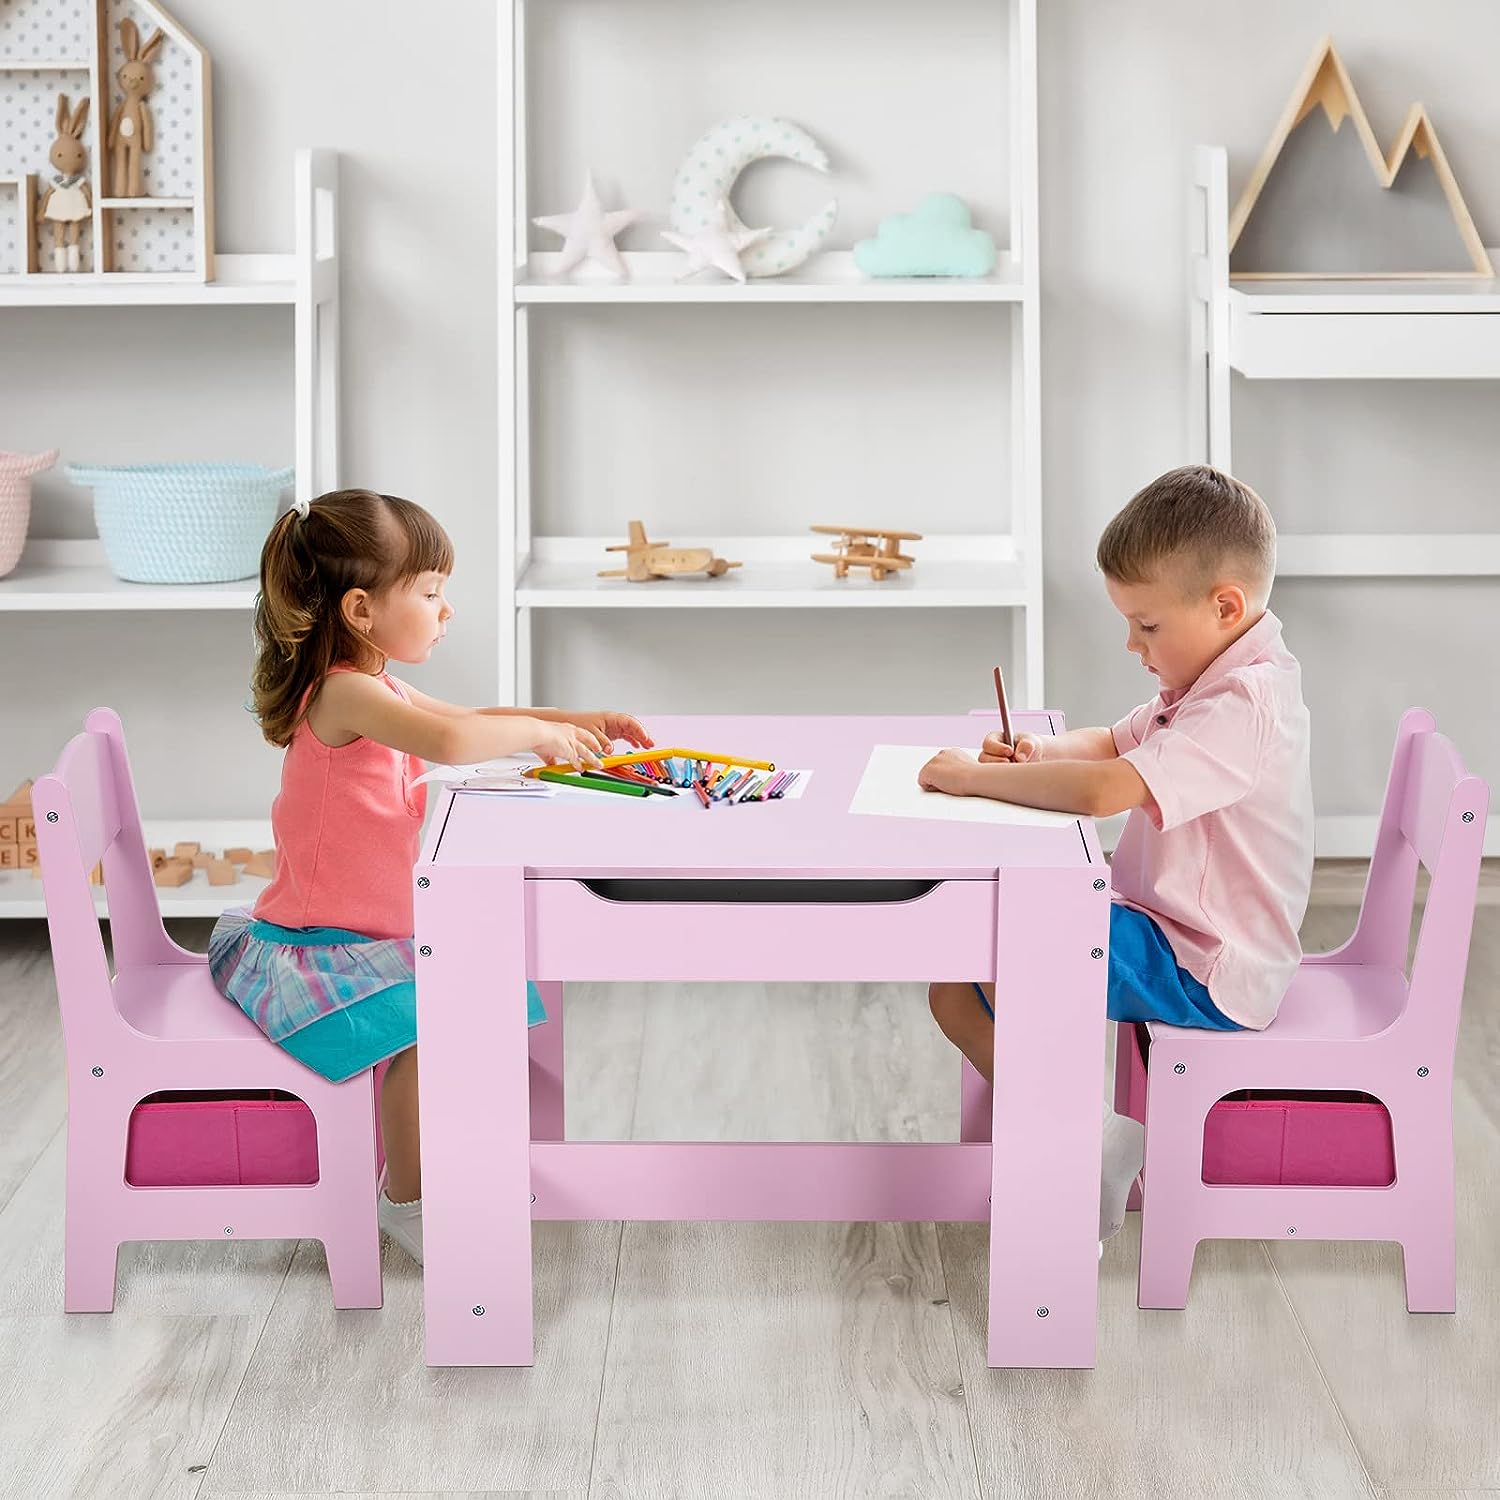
[[414, 713, 1110, 1369]]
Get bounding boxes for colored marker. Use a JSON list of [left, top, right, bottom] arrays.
[[534, 769, 650, 797], [771, 771, 800, 799], [693, 780, 711, 810]]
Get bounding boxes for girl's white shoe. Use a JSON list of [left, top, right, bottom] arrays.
[[377, 1191, 424, 1264]]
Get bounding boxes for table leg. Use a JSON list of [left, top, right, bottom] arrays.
[[416, 863, 534, 1365], [987, 867, 1108, 1368], [530, 982, 566, 1142]]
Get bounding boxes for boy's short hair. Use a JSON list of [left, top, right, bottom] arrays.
[[1097, 465, 1277, 603]]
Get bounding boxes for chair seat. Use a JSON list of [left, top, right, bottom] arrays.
[[1149, 961, 1409, 1045], [113, 959, 267, 1042]]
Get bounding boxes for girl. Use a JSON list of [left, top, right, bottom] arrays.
[[208, 488, 652, 1265]]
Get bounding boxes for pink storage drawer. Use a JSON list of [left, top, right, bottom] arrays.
[[126, 1098, 320, 1186], [1202, 1097, 1394, 1186]]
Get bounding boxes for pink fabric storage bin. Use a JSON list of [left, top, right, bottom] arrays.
[[126, 1098, 321, 1186], [1202, 1097, 1394, 1186]]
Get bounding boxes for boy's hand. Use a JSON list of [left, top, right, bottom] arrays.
[[979, 731, 1043, 764], [918, 748, 979, 796], [568, 710, 654, 750]]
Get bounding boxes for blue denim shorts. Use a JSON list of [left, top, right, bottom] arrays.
[[971, 902, 1243, 1031]]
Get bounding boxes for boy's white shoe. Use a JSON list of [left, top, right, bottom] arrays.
[[377, 1191, 424, 1264], [1099, 1106, 1146, 1241]]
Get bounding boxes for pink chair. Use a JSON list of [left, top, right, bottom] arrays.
[[1117, 709, 1487, 1312], [33, 708, 383, 1312]]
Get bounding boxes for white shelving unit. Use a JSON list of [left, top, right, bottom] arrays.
[[497, 0, 1043, 707], [0, 148, 341, 917], [1190, 143, 1500, 855]]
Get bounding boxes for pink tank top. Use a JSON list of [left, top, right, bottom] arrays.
[[253, 666, 426, 940]]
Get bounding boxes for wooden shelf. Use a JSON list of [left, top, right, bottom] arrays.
[[0, 252, 299, 305], [0, 540, 257, 611], [0, 819, 273, 920], [98, 197, 197, 210], [517, 535, 1031, 609], [0, 58, 91, 70], [1218, 252, 1500, 379], [515, 250, 1025, 305]]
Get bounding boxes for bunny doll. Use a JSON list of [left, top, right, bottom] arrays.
[[39, 94, 92, 273], [107, 18, 166, 198]]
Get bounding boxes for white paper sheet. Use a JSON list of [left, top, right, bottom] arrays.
[[848, 745, 1079, 828]]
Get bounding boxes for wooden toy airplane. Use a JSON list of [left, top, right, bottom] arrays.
[[598, 521, 742, 582], [810, 525, 922, 580]]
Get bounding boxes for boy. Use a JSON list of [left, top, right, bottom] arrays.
[[921, 465, 1313, 1238]]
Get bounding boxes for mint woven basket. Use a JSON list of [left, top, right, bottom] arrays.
[[65, 463, 295, 584]]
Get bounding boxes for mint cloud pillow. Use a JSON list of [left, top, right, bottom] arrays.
[[854, 194, 997, 278]]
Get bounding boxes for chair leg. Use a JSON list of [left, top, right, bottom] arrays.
[[1136, 1077, 1208, 1310], [64, 1231, 121, 1313], [308, 1081, 383, 1310], [1393, 1100, 1458, 1314]]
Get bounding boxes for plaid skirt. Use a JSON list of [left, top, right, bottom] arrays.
[[208, 906, 546, 1082]]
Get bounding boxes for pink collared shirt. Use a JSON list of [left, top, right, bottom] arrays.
[[1109, 611, 1313, 1029]]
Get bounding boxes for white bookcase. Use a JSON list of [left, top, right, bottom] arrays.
[[496, 0, 1043, 708], [1190, 143, 1500, 855], [0, 148, 341, 918]]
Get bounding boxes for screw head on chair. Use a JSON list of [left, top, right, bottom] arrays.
[[1286, 1227, 1297, 1236], [1462, 811, 1475, 823], [417, 876, 430, 888], [1173, 1062, 1186, 1075], [46, 811, 59, 823], [1090, 947, 1104, 959], [1092, 879, 1106, 891], [90, 1066, 103, 1077], [473, 1305, 486, 1317], [1036, 1306, 1049, 1318], [419, 945, 432, 957], [1417, 1066, 1430, 1078]]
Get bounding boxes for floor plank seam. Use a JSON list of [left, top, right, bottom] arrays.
[[190, 1239, 298, 1496], [1259, 1240, 1383, 1499], [585, 1220, 628, 1499], [0, 1117, 64, 1224], [933, 1224, 987, 1500]]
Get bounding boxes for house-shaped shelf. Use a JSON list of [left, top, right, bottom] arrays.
[[1229, 36, 1492, 282], [0, 0, 213, 282]]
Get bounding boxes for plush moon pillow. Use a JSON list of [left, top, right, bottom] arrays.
[[854, 194, 997, 278]]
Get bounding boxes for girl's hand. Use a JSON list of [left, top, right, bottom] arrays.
[[568, 710, 653, 751], [918, 748, 978, 796], [979, 731, 1043, 764], [531, 720, 606, 769]]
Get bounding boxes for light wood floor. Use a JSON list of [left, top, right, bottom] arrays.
[[0, 894, 1496, 1499]]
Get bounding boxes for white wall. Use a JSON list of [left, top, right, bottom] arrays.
[[4, 0, 1496, 830]]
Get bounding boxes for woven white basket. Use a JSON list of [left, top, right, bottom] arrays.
[[0, 450, 59, 578], [65, 463, 296, 584]]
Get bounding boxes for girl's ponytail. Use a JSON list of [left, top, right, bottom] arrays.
[[250, 489, 453, 747]]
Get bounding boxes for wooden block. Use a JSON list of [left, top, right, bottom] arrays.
[[0, 845, 18, 870], [191, 852, 214, 869], [224, 847, 253, 865], [173, 841, 201, 859], [3, 779, 33, 808], [153, 859, 193, 888], [244, 849, 276, 879], [149, 848, 169, 869], [18, 817, 35, 842], [206, 859, 237, 887], [19, 841, 39, 869], [0, 816, 17, 844]]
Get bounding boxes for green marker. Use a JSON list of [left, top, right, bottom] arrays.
[[535, 768, 650, 797]]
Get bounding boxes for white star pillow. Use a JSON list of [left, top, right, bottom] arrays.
[[533, 175, 643, 280], [661, 198, 773, 283]]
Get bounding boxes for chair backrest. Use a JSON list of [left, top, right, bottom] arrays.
[[1341, 708, 1488, 1046], [32, 708, 189, 1056]]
